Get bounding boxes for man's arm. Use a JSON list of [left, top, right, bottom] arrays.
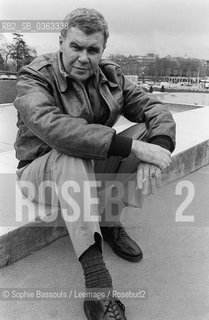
[[118, 71, 176, 151], [119, 71, 175, 194]]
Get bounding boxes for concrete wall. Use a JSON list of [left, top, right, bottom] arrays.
[[0, 80, 16, 103]]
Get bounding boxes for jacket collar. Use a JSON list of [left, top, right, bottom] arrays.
[[54, 51, 118, 92], [98, 66, 118, 88], [54, 51, 68, 92]]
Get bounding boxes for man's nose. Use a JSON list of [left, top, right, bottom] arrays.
[[78, 50, 89, 63]]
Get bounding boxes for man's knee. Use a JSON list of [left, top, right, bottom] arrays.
[[50, 150, 93, 176]]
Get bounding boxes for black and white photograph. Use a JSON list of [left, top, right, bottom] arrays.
[[0, 0, 209, 319]]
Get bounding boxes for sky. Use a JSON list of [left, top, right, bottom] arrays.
[[1, 0, 209, 60]]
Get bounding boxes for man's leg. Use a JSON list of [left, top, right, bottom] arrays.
[[94, 123, 147, 262], [95, 123, 147, 175], [17, 149, 102, 258], [17, 149, 127, 320]]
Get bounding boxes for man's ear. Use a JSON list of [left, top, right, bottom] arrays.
[[59, 35, 63, 52], [103, 44, 106, 51]]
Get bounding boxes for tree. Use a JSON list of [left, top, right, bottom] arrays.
[[0, 33, 13, 70], [9, 33, 37, 71], [0, 53, 4, 70]]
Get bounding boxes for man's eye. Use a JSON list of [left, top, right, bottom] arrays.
[[71, 45, 80, 50], [89, 48, 100, 54]]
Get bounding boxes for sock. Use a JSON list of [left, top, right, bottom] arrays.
[[79, 243, 113, 293]]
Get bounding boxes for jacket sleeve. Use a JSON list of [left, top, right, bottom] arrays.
[[14, 68, 116, 160], [120, 73, 176, 152]]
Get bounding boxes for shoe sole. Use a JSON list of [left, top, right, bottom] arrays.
[[105, 239, 143, 262]]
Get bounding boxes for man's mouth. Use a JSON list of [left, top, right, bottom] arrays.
[[73, 67, 89, 71]]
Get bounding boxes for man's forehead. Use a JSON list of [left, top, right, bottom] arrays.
[[65, 27, 104, 46]]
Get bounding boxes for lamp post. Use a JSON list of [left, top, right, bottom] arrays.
[[197, 67, 200, 86], [142, 72, 144, 83]]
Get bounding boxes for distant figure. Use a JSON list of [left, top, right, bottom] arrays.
[[160, 85, 165, 92], [149, 85, 153, 93]]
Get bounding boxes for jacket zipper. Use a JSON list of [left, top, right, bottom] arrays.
[[70, 76, 119, 127], [98, 83, 119, 127], [69, 75, 94, 123]]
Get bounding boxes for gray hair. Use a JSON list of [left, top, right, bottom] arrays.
[[61, 8, 109, 47]]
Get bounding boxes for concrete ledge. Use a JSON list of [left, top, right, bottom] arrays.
[[0, 223, 68, 268], [163, 102, 203, 113], [162, 139, 209, 186], [1, 107, 209, 268]]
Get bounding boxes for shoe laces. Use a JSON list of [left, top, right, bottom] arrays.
[[103, 299, 125, 319], [114, 226, 128, 241]]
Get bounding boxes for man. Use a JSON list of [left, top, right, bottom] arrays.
[[14, 8, 176, 320]]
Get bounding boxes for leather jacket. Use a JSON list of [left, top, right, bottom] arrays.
[[14, 51, 176, 162]]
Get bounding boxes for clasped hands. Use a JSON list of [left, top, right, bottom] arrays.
[[131, 140, 172, 195]]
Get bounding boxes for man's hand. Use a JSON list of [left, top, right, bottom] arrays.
[[131, 140, 172, 170], [137, 162, 162, 195]]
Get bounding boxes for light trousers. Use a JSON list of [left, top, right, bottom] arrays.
[[16, 123, 147, 258]]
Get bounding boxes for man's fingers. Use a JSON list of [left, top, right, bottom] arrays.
[[142, 164, 150, 195], [164, 149, 171, 156], [149, 165, 157, 194], [158, 154, 172, 170], [150, 165, 162, 193], [136, 164, 143, 189], [155, 166, 162, 188], [137, 163, 163, 196]]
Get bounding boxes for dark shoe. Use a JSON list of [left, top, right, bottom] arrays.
[[101, 225, 143, 262], [84, 298, 127, 320]]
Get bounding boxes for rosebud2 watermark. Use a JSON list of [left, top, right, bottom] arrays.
[[0, 287, 147, 301]]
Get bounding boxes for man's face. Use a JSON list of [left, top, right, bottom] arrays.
[[59, 27, 105, 82]]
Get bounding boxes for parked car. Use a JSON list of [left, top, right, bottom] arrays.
[[0, 74, 17, 80], [8, 75, 17, 80], [0, 74, 9, 80], [160, 81, 169, 88]]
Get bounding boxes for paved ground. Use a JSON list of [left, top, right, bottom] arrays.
[[0, 164, 209, 320]]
